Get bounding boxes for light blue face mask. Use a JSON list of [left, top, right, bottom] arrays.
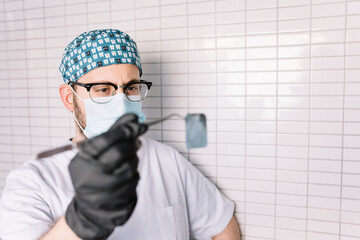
[[71, 88, 146, 138]]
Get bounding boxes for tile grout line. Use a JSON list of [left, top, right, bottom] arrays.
[[306, 1, 313, 239], [339, 0, 349, 237]]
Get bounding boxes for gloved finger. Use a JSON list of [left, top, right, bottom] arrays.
[[80, 121, 147, 159], [69, 155, 139, 191], [97, 140, 139, 170]]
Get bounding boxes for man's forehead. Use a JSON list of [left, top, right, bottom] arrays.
[[77, 64, 140, 83]]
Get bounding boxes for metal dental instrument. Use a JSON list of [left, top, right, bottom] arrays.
[[36, 113, 207, 159]]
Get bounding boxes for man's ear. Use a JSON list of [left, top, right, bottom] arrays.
[[59, 84, 74, 111]]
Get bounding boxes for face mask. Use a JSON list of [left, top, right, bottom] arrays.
[[71, 87, 146, 138]]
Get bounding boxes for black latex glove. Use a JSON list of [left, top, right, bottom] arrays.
[[65, 114, 147, 240]]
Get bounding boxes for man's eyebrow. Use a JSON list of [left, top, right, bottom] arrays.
[[125, 79, 140, 85]]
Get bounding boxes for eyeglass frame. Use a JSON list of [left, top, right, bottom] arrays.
[[69, 79, 153, 103]]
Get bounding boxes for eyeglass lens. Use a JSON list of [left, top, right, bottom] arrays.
[[89, 83, 148, 103]]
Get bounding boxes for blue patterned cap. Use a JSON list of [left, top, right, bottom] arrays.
[[59, 29, 142, 84]]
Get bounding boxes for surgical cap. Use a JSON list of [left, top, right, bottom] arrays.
[[59, 29, 142, 84]]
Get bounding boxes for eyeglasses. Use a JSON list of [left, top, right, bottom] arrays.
[[70, 80, 152, 104]]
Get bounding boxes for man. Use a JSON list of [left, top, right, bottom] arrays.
[[0, 29, 240, 239]]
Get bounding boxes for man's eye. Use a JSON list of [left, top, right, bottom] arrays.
[[128, 86, 138, 91], [97, 88, 109, 92]]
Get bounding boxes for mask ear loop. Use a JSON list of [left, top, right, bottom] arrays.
[[69, 85, 84, 102], [69, 85, 88, 138]]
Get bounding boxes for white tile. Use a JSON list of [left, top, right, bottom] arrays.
[[345, 109, 360, 122], [278, 71, 309, 84], [276, 217, 306, 231], [344, 122, 360, 135], [279, 6, 310, 20], [342, 198, 360, 212], [311, 70, 344, 83], [278, 121, 309, 134], [308, 208, 340, 222], [312, 30, 345, 44], [278, 96, 309, 109], [278, 109, 309, 121], [160, 4, 186, 17], [279, 46, 309, 58], [136, 30, 160, 41], [188, 1, 214, 14], [247, 47, 276, 60], [216, 0, 244, 12], [246, 145, 276, 157], [308, 220, 339, 235], [215, 23, 244, 37], [312, 3, 345, 18], [276, 193, 307, 207], [311, 44, 344, 57], [135, 0, 159, 8], [188, 25, 216, 38], [279, 59, 309, 71], [247, 34, 276, 47], [189, 62, 216, 73], [247, 21, 277, 35], [311, 57, 344, 70], [341, 210, 360, 225], [277, 170, 307, 183], [344, 135, 360, 148], [188, 13, 215, 27], [4, 1, 23, 11], [161, 62, 187, 74], [217, 143, 245, 155], [309, 184, 341, 198], [217, 96, 244, 108], [309, 159, 341, 173], [217, 120, 245, 132], [189, 96, 216, 108], [189, 38, 215, 50], [217, 155, 244, 167], [161, 39, 187, 51], [247, 109, 276, 120], [245, 225, 274, 239], [161, 28, 187, 40], [160, 51, 186, 62], [246, 0, 276, 10], [217, 11, 244, 25], [309, 172, 341, 185], [308, 196, 340, 210], [135, 18, 159, 30], [312, 16, 345, 31], [279, 19, 310, 33], [309, 146, 341, 160], [341, 223, 360, 238], [247, 133, 276, 145], [311, 96, 343, 109], [310, 134, 342, 148], [310, 109, 343, 122], [279, 84, 309, 96], [278, 133, 308, 146], [348, 15, 360, 29], [247, 97, 276, 108], [161, 15, 187, 28], [247, 84, 276, 96], [279, 32, 309, 45], [246, 214, 274, 227], [277, 182, 307, 195], [276, 205, 307, 219], [217, 36, 245, 49], [277, 145, 308, 158], [136, 7, 159, 19]]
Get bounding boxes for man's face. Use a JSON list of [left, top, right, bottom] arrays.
[[72, 64, 141, 138]]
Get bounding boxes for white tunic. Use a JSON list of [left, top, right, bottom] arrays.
[[0, 137, 234, 240]]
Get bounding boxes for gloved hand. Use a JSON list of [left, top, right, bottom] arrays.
[[65, 113, 147, 240]]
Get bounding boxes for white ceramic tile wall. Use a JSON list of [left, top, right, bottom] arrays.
[[1, 0, 360, 239]]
